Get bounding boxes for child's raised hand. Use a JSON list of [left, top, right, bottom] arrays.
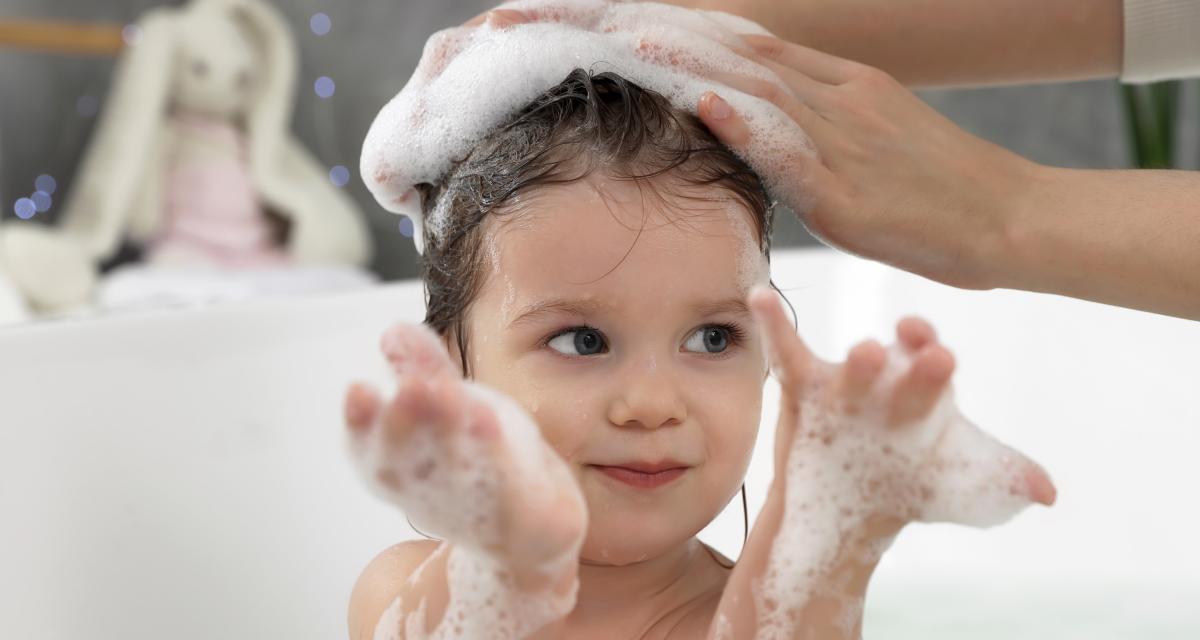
[[713, 288, 1056, 639], [747, 286, 1055, 533], [343, 323, 587, 576]]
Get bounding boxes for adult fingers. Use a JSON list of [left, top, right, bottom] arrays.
[[463, 7, 531, 28], [701, 69, 833, 143], [740, 33, 862, 86], [697, 91, 837, 188]]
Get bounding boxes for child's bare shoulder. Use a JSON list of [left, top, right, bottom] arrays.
[[347, 540, 442, 639]]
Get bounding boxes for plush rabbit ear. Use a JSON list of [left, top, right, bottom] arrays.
[[229, 0, 372, 267], [57, 7, 179, 262], [225, 0, 295, 167]]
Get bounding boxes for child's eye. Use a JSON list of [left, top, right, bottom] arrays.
[[683, 324, 743, 354], [547, 326, 607, 356]]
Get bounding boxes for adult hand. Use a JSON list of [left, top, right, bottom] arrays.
[[696, 35, 1041, 291]]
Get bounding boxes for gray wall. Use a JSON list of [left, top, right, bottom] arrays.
[[2, 0, 1197, 279]]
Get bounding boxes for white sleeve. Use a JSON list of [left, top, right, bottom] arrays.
[[1122, 0, 1200, 83]]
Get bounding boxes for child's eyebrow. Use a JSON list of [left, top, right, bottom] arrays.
[[509, 298, 614, 328], [509, 296, 751, 328], [692, 297, 752, 318]]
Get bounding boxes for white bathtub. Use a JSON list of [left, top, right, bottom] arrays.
[[1, 247, 1197, 639]]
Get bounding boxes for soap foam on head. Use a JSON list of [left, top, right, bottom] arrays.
[[360, 0, 816, 254]]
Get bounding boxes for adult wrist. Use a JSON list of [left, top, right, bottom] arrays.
[[987, 159, 1063, 294]]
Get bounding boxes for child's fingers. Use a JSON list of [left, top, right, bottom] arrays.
[[839, 339, 886, 412], [379, 322, 456, 379], [887, 345, 955, 427], [344, 382, 382, 433], [1024, 463, 1057, 507], [382, 376, 474, 452], [896, 316, 937, 353], [748, 286, 813, 399]]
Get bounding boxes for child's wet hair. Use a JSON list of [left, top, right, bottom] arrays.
[[415, 68, 783, 378]]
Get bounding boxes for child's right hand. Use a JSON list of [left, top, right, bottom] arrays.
[[343, 323, 587, 583]]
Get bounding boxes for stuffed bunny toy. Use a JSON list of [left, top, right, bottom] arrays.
[[0, 0, 371, 314]]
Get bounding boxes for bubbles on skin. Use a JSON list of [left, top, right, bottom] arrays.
[[752, 345, 1043, 639], [716, 200, 768, 290], [480, 233, 521, 329], [375, 548, 576, 640], [360, 0, 816, 254]]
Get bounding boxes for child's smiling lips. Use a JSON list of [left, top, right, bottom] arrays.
[[588, 460, 690, 489]]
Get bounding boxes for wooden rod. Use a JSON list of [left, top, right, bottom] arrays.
[[0, 19, 125, 57]]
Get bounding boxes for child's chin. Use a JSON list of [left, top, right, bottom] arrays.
[[577, 519, 695, 566]]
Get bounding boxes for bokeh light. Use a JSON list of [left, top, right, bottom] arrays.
[[30, 191, 52, 213], [76, 95, 99, 117], [121, 24, 142, 46], [34, 174, 57, 195], [399, 216, 415, 238], [314, 76, 336, 98], [310, 13, 332, 36], [14, 198, 36, 220], [329, 165, 350, 187]]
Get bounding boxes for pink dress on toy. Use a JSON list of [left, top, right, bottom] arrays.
[[147, 114, 288, 268]]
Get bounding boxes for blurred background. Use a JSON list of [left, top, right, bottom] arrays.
[[3, 0, 1197, 282]]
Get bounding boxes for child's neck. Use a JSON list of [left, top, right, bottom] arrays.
[[566, 538, 729, 637]]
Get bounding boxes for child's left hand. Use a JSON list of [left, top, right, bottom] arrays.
[[749, 286, 1055, 534], [712, 288, 1056, 639]]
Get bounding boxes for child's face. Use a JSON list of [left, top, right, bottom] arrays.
[[456, 174, 770, 565]]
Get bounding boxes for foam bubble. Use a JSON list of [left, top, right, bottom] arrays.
[[360, 0, 815, 254]]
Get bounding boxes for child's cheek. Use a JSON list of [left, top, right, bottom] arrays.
[[526, 400, 591, 467]]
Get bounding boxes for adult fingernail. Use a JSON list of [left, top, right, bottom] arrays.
[[706, 93, 732, 120]]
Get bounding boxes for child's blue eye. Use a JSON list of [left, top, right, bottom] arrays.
[[548, 327, 607, 356], [684, 325, 732, 354]]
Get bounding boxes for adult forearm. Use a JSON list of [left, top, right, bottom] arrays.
[[668, 0, 1123, 87], [1000, 166, 1200, 320]]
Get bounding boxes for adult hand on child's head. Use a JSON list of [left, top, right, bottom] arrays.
[[698, 37, 1042, 291]]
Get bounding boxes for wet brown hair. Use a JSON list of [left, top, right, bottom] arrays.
[[415, 68, 788, 378]]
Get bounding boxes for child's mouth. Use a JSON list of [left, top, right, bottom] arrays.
[[589, 463, 689, 489]]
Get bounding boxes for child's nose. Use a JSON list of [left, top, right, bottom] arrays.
[[605, 358, 688, 429]]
